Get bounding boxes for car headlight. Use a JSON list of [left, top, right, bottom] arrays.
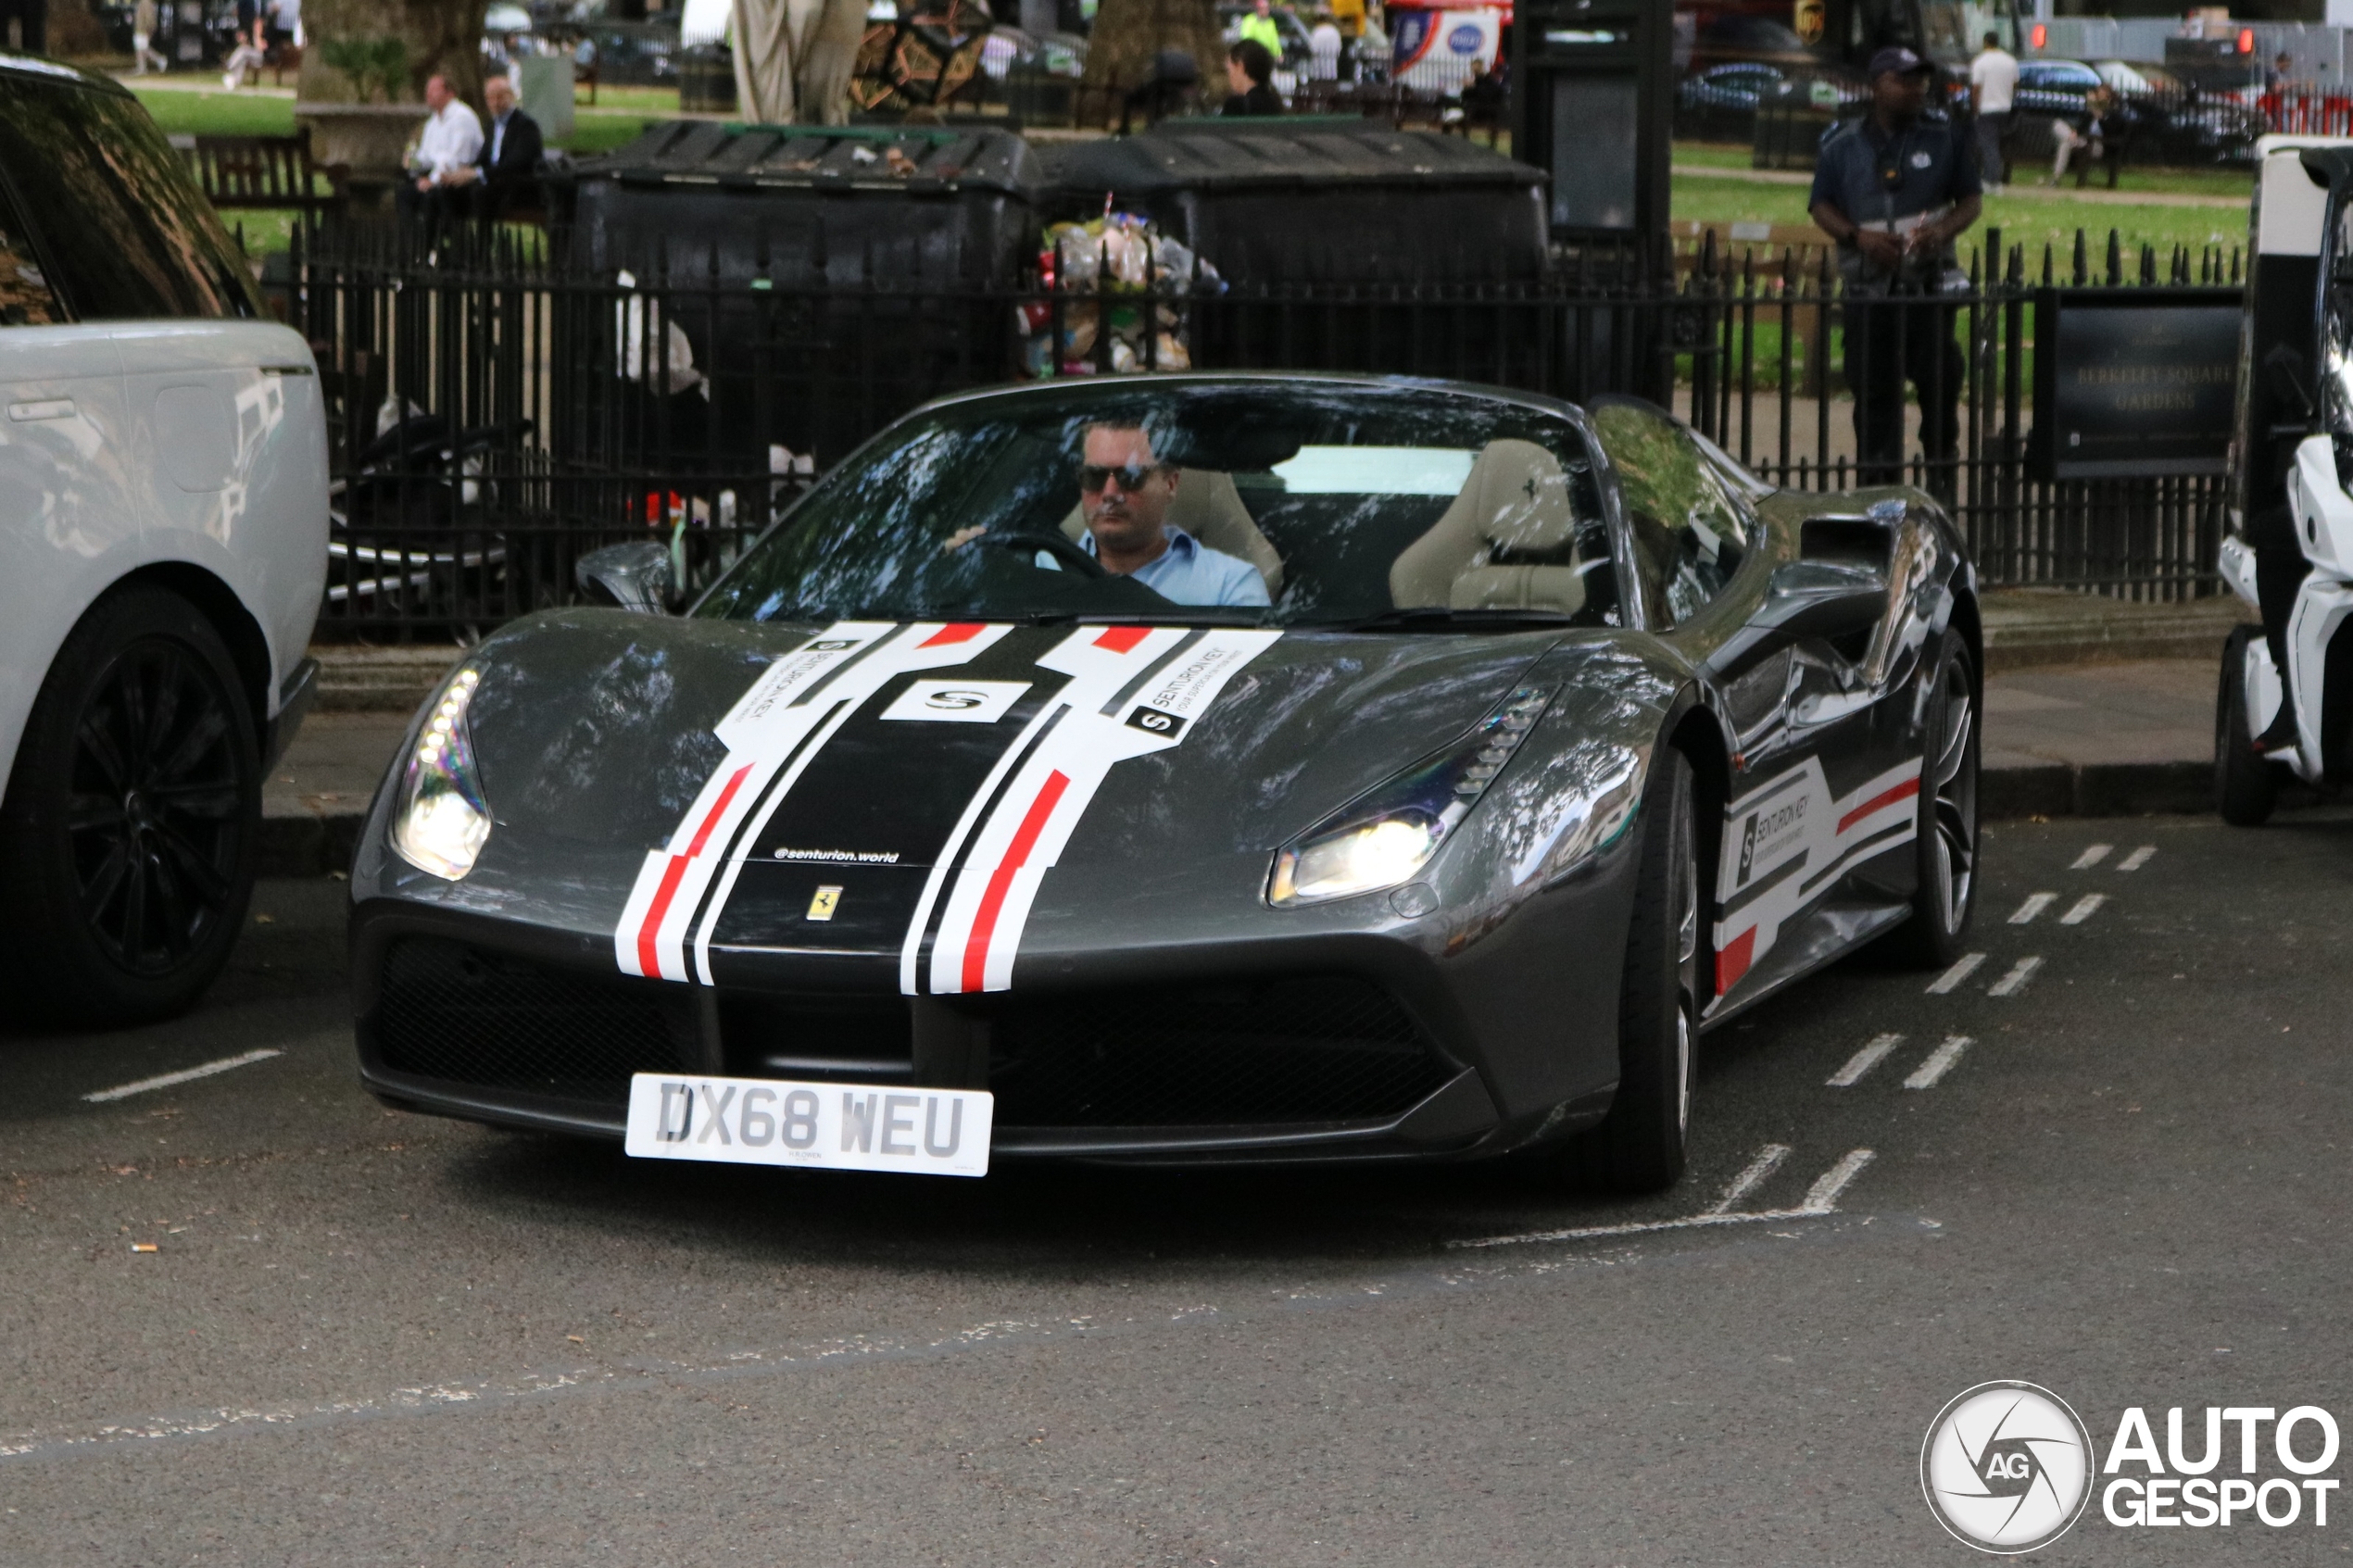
[[1270, 686, 1554, 906], [389, 667, 491, 881]]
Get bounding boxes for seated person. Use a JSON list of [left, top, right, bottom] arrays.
[[1073, 423, 1270, 607], [942, 422, 1271, 608]]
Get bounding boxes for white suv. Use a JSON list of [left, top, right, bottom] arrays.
[[0, 56, 326, 1025]]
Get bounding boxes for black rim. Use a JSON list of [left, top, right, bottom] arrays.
[[1927, 657, 1978, 934], [66, 638, 245, 976]]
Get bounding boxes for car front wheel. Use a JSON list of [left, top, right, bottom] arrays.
[[0, 587, 260, 1027], [1569, 745, 1699, 1195]]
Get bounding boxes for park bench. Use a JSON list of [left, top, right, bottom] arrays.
[[179, 130, 351, 239]]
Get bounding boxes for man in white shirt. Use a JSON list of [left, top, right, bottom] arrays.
[[1969, 31, 2019, 188], [399, 75, 484, 226]]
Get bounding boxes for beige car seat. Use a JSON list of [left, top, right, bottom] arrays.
[[1387, 438, 1586, 615], [1060, 468, 1286, 596]]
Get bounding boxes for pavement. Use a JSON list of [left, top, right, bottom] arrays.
[[6, 808, 2349, 1561], [271, 594, 2256, 873]]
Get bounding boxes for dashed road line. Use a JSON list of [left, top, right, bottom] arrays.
[[1986, 956, 2045, 997], [2071, 844, 2113, 870], [1927, 953, 1985, 994], [83, 1050, 283, 1104], [2118, 845, 2157, 872], [1827, 1034, 1904, 1087], [1800, 1148, 1877, 1211], [1455, 1148, 1877, 1249], [2059, 893, 2107, 925], [1705, 1143, 1792, 1213], [2008, 893, 2056, 924], [1902, 1035, 1973, 1089]]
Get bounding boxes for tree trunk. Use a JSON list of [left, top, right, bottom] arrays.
[[1080, 0, 1222, 124], [297, 0, 491, 106]]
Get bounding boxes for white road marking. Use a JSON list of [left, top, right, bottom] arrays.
[[2071, 844, 2112, 870], [1926, 953, 1985, 994], [1902, 1035, 1973, 1090], [2058, 893, 2107, 925], [1826, 1034, 1904, 1087], [1799, 1148, 1877, 1212], [82, 1050, 283, 1104], [1456, 1148, 1877, 1248], [1986, 956, 2045, 997], [2008, 893, 2057, 924], [1705, 1143, 1792, 1213], [2118, 845, 2157, 872]]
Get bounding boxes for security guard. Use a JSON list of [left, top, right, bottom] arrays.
[[1807, 45, 1983, 499]]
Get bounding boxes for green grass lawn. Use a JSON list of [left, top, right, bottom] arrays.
[[1672, 136, 2254, 198], [1671, 168, 2250, 276], [125, 80, 672, 156]]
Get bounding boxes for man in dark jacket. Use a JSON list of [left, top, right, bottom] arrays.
[[1806, 45, 1981, 498], [469, 71, 545, 221], [1222, 39, 1283, 116]]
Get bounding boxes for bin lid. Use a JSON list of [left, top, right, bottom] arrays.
[[564, 119, 1040, 197], [1035, 119, 1544, 198]]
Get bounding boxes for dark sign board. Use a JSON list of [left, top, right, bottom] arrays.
[[2032, 289, 2240, 482]]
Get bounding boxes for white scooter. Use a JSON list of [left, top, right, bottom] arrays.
[[2217, 136, 2353, 824]]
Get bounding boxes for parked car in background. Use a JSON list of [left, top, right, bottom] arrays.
[[572, 19, 682, 85], [2093, 57, 2262, 164], [1675, 60, 1786, 141], [0, 57, 328, 1026]]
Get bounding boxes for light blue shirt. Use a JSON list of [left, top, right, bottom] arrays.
[[1081, 526, 1271, 608]]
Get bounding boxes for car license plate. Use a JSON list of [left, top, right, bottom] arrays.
[[623, 1073, 991, 1177]]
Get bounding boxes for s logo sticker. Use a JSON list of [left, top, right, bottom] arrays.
[[1125, 705, 1186, 740], [881, 680, 1031, 724]]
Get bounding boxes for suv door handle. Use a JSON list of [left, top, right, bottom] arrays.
[[7, 398, 75, 421]]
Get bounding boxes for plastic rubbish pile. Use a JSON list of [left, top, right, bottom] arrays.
[[1019, 211, 1223, 377]]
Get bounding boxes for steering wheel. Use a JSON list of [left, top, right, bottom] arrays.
[[967, 530, 1108, 578]]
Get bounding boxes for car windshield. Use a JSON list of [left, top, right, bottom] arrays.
[[697, 380, 1622, 631]]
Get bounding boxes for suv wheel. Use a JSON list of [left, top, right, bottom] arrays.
[[0, 587, 259, 1027]]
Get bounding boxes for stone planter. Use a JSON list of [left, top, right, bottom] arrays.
[[296, 103, 431, 212]]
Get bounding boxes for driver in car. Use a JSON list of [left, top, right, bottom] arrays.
[[1074, 423, 1269, 607], [947, 422, 1270, 608]]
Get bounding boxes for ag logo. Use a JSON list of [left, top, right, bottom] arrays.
[[1921, 1383, 2094, 1553], [1125, 705, 1186, 740], [880, 679, 1030, 724]]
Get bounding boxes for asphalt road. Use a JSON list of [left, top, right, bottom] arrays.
[[5, 809, 2352, 1565]]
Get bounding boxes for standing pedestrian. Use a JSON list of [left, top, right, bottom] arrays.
[[1308, 11, 1340, 80], [1968, 30, 2016, 187], [1222, 39, 1283, 115], [1806, 45, 1982, 499], [131, 0, 168, 73], [1239, 0, 1282, 62]]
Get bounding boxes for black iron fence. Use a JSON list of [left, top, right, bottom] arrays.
[[290, 225, 2243, 636]]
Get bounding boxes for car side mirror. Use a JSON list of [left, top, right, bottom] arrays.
[[1762, 559, 1889, 645], [576, 542, 675, 614]]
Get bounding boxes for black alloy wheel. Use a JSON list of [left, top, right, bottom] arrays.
[[1878, 635, 1981, 968], [0, 588, 258, 1026], [1560, 745, 1700, 1195]]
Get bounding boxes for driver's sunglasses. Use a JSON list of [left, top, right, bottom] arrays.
[[1077, 461, 1169, 492]]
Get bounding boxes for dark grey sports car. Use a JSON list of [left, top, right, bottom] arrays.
[[349, 374, 1982, 1191]]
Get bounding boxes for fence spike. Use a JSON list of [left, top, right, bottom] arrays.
[[2106, 229, 2120, 287]]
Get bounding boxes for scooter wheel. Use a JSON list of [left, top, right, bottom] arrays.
[[2216, 623, 2282, 828]]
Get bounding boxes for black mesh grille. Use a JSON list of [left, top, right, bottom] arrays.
[[986, 977, 1453, 1128], [374, 937, 691, 1100]]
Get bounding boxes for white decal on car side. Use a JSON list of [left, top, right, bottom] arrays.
[[918, 626, 1281, 996], [613, 621, 1011, 983], [1711, 756, 1921, 997]]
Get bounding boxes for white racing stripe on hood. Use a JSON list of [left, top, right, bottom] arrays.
[[920, 627, 1282, 996], [612, 622, 1011, 983]]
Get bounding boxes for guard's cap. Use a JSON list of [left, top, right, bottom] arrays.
[[1867, 44, 1931, 79]]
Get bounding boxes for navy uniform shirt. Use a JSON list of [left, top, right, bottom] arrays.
[[1808, 111, 1980, 286]]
